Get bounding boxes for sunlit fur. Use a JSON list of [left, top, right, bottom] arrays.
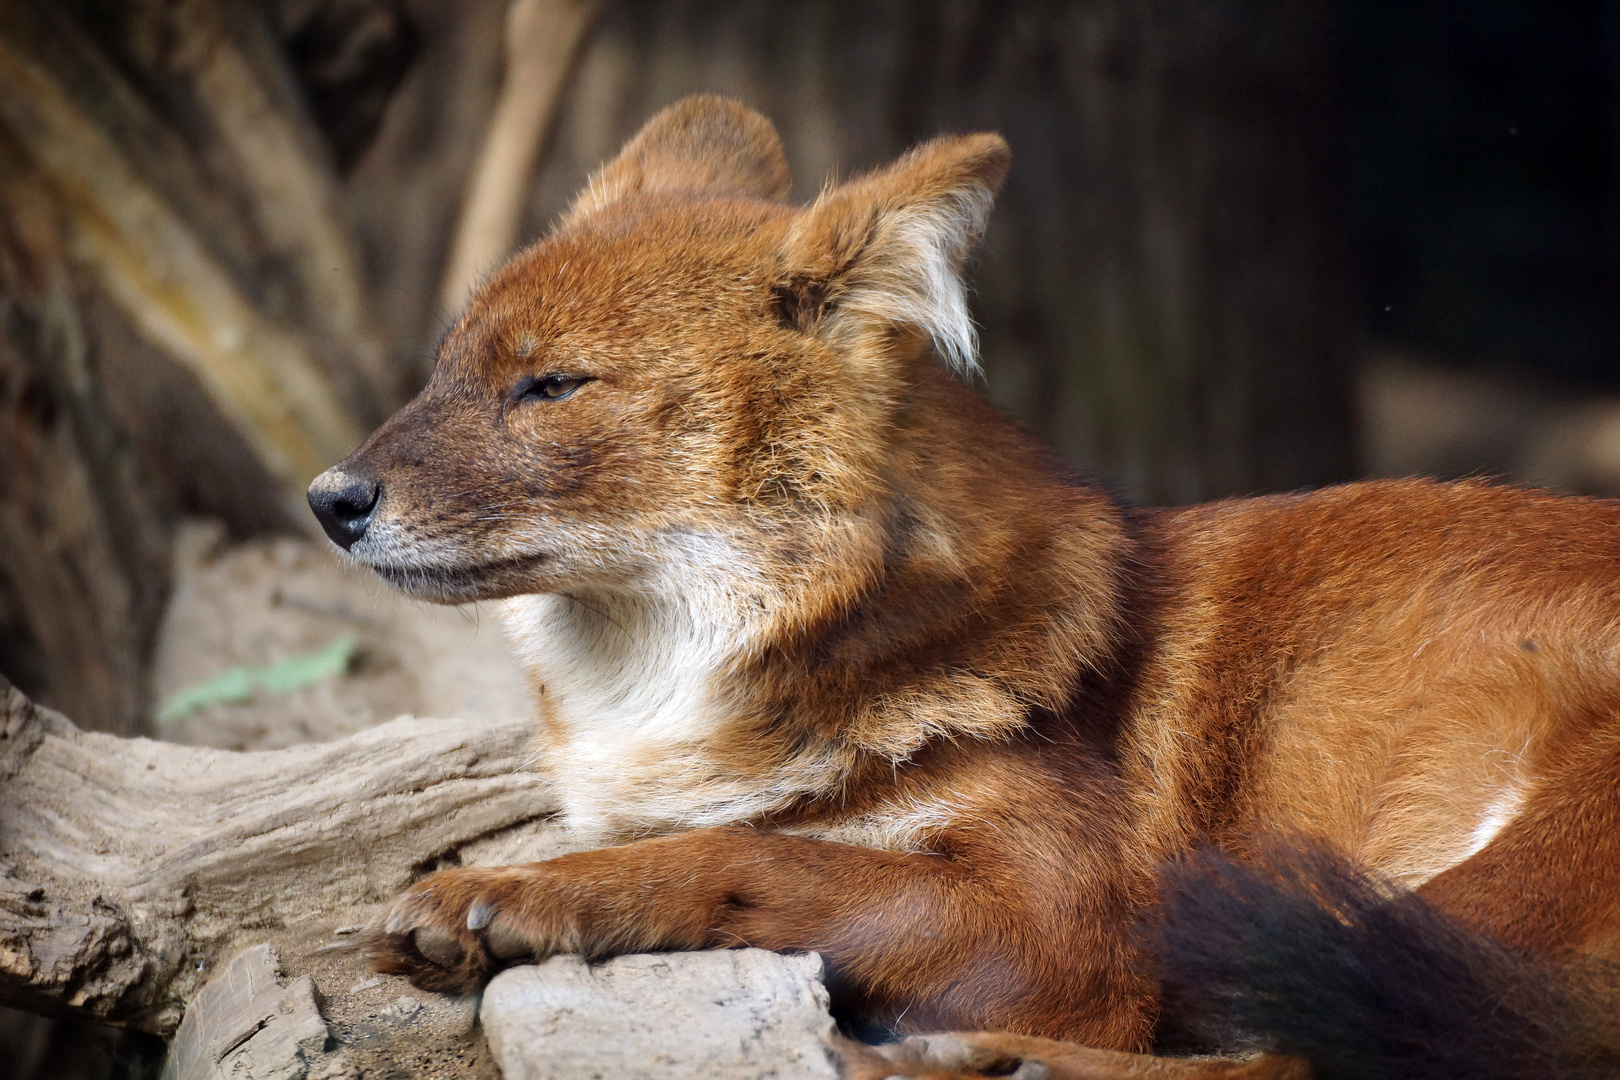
[[309, 97, 1620, 1074]]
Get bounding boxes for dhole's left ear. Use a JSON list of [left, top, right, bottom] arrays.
[[562, 95, 792, 225], [775, 133, 1010, 373]]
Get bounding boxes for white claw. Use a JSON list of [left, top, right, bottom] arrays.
[[467, 898, 493, 931]]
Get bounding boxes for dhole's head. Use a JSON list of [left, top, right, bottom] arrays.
[[308, 96, 1008, 603]]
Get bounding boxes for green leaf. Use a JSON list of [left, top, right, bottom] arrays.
[[154, 632, 359, 725]]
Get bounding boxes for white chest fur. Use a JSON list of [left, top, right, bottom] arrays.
[[501, 590, 729, 742], [498, 587, 831, 838]]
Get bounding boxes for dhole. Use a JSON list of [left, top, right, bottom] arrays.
[[308, 97, 1620, 1078]]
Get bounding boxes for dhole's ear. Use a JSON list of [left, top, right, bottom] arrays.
[[774, 133, 1009, 374], [562, 95, 791, 224]]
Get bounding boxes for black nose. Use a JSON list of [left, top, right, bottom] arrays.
[[307, 470, 381, 550]]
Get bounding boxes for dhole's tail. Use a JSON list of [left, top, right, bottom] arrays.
[[1154, 843, 1620, 1080]]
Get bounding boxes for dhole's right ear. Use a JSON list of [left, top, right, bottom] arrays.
[[774, 133, 1010, 374], [561, 95, 791, 225]]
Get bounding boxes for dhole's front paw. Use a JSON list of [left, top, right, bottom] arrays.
[[369, 867, 562, 993]]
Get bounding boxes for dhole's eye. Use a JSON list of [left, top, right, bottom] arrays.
[[518, 374, 589, 402]]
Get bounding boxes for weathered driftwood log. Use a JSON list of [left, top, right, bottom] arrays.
[[0, 675, 567, 1036]]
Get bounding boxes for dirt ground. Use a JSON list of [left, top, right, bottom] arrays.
[[151, 520, 533, 751]]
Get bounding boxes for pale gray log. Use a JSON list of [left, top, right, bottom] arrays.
[[0, 675, 568, 1033]]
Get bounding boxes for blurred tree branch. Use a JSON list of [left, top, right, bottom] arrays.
[[438, 0, 599, 315]]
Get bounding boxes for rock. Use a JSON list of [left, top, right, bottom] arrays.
[[481, 950, 842, 1080], [375, 993, 424, 1025], [162, 944, 330, 1080]]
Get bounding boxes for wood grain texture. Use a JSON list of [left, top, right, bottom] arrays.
[[0, 675, 567, 1034]]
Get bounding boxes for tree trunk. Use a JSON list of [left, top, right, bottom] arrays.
[[0, 135, 171, 736], [0, 0, 418, 732]]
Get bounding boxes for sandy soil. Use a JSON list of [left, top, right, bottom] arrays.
[[150, 520, 533, 750]]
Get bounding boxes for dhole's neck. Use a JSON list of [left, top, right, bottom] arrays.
[[789, 371, 1133, 756], [498, 544, 855, 839], [500, 372, 1131, 838]]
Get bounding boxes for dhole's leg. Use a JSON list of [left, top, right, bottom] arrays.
[[1418, 727, 1620, 958], [371, 826, 1153, 1047], [837, 1032, 1309, 1080]]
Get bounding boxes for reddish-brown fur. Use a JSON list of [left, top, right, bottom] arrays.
[[307, 97, 1620, 1076]]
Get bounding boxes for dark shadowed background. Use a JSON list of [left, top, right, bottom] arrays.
[[2, 0, 1619, 1074]]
